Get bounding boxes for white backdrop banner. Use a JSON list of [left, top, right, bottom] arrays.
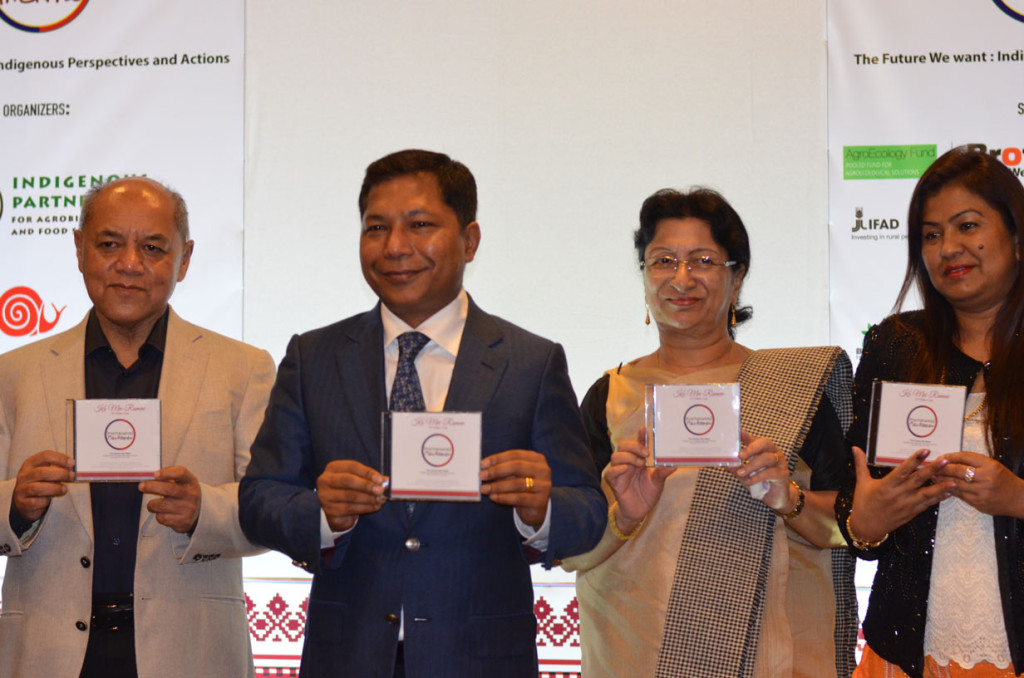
[[0, 0, 246, 663], [0, 0, 244, 353], [827, 0, 1024, 363]]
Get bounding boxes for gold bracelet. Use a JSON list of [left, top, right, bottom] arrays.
[[846, 513, 889, 550], [772, 480, 805, 520], [608, 502, 646, 540]]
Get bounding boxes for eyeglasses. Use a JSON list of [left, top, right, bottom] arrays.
[[641, 254, 737, 275]]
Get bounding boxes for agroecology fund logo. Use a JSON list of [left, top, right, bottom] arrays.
[[0, 0, 89, 33], [843, 145, 936, 181]]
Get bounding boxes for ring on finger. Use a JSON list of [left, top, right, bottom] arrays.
[[964, 466, 976, 483], [525, 476, 535, 492]]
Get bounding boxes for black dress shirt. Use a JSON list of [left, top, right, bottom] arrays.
[[82, 309, 168, 596], [6, 310, 169, 593]]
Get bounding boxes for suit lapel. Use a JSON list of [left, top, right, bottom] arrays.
[[40, 315, 93, 541], [134, 309, 205, 533], [337, 307, 386, 468], [41, 317, 88, 452], [444, 298, 506, 414], [158, 310, 206, 470]]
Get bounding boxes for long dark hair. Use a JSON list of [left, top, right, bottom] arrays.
[[895, 146, 1024, 462]]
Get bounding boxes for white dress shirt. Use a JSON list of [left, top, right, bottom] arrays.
[[320, 289, 551, 547]]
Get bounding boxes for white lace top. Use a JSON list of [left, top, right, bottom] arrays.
[[924, 392, 1013, 669]]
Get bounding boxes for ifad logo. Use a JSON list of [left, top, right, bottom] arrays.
[[0, 286, 65, 336], [0, 0, 89, 33], [852, 206, 900, 233], [993, 1, 1024, 23], [850, 206, 903, 244]]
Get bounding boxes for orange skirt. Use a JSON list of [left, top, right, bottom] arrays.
[[855, 645, 1018, 678]]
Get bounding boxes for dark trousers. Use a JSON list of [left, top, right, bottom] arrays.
[[80, 595, 137, 678]]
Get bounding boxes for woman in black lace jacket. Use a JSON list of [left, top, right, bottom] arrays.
[[836, 147, 1024, 678]]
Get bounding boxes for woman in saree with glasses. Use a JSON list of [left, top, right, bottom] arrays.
[[562, 187, 857, 678], [837, 147, 1024, 678]]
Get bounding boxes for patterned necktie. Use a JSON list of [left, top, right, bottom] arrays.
[[390, 332, 430, 518], [390, 331, 430, 412]]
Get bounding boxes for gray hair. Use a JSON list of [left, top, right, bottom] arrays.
[[79, 177, 190, 242]]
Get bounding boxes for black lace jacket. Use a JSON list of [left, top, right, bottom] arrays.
[[835, 311, 1024, 678]]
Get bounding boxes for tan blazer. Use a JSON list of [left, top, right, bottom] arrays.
[[0, 309, 275, 678]]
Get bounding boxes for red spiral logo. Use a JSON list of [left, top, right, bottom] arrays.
[[0, 286, 66, 337]]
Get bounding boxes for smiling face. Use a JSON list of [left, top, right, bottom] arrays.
[[359, 172, 480, 327], [74, 178, 193, 339], [920, 183, 1019, 317], [643, 217, 743, 339]]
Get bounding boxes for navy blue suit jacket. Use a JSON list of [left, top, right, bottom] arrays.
[[238, 299, 606, 678]]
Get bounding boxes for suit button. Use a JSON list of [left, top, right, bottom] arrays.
[[405, 538, 421, 552], [80, 557, 91, 568], [385, 613, 399, 624], [76, 621, 88, 631]]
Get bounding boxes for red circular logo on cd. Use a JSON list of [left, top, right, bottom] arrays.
[[683, 404, 715, 436], [104, 419, 136, 450], [906, 406, 938, 438], [421, 434, 455, 467]]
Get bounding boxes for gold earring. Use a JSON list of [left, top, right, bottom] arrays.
[[730, 305, 736, 329], [645, 307, 651, 326]]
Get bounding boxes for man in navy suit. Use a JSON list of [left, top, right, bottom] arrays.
[[238, 149, 606, 678]]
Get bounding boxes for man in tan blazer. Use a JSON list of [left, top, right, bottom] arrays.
[[0, 177, 274, 677]]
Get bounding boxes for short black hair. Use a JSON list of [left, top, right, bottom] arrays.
[[358, 149, 477, 228], [633, 187, 752, 334]]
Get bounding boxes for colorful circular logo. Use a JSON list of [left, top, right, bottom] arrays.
[[421, 434, 454, 467], [994, 0, 1024, 22], [104, 419, 136, 450], [906, 405, 938, 438], [0, 0, 90, 33], [683, 404, 715, 436]]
